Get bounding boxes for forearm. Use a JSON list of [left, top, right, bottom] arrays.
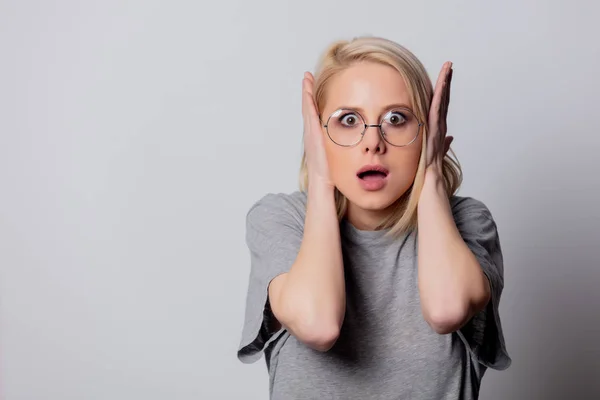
[[417, 168, 490, 334], [269, 180, 345, 350]]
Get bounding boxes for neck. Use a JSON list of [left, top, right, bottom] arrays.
[[345, 201, 397, 231]]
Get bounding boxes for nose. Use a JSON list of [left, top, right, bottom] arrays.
[[361, 125, 386, 154]]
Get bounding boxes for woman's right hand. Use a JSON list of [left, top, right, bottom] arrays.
[[302, 72, 334, 189], [266, 74, 344, 353]]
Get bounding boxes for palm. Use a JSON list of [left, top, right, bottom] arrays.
[[426, 62, 454, 169], [302, 72, 332, 187]]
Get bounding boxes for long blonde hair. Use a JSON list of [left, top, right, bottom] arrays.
[[299, 36, 462, 237]]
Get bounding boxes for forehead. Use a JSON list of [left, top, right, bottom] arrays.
[[324, 62, 410, 116]]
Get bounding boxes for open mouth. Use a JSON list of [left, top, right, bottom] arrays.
[[357, 170, 388, 180], [356, 165, 389, 180]]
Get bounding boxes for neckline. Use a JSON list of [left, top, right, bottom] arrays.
[[340, 218, 398, 245]]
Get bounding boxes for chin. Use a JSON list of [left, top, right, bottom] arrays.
[[341, 187, 404, 212]]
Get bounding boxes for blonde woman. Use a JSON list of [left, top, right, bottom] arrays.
[[238, 36, 511, 399]]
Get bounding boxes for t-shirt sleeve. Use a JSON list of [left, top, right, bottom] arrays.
[[237, 193, 305, 364], [453, 197, 512, 370]]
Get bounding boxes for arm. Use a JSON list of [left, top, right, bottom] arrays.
[[267, 72, 345, 352], [417, 62, 490, 334], [268, 183, 345, 351], [417, 168, 491, 334]]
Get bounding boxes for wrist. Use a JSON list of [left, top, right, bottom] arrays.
[[419, 167, 447, 209], [307, 177, 336, 198], [308, 173, 334, 190], [306, 178, 338, 222], [423, 166, 445, 190]]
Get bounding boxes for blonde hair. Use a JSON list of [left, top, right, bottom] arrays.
[[299, 36, 462, 237]]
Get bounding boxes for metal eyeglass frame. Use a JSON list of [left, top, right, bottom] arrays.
[[321, 107, 424, 148]]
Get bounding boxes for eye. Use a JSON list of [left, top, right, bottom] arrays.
[[339, 113, 361, 127], [385, 111, 407, 125]]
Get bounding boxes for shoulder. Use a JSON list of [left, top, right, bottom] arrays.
[[246, 190, 307, 233], [450, 195, 501, 241], [450, 196, 502, 258], [450, 195, 495, 223]]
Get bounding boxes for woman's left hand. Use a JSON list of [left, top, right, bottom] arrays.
[[425, 61, 454, 173]]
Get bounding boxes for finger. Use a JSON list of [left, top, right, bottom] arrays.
[[304, 72, 315, 97], [304, 72, 315, 95], [439, 74, 449, 121], [446, 67, 453, 101], [431, 62, 452, 112], [302, 75, 320, 124], [305, 77, 318, 121], [434, 62, 451, 92], [438, 66, 453, 123], [442, 68, 453, 120], [302, 78, 311, 123], [444, 136, 454, 154], [304, 71, 315, 84]]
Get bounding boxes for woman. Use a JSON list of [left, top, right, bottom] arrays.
[[237, 36, 511, 400]]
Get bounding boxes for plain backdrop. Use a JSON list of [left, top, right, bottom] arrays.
[[1, 1, 599, 399]]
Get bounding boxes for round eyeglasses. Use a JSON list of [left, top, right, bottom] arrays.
[[322, 107, 423, 147]]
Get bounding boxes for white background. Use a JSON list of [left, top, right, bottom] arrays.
[[1, 1, 599, 399]]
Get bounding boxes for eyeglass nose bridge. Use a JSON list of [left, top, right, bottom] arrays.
[[361, 123, 385, 138]]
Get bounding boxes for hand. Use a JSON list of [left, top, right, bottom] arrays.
[[425, 62, 454, 173], [302, 72, 333, 188]]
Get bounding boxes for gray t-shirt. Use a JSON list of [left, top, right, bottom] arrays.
[[238, 191, 511, 399]]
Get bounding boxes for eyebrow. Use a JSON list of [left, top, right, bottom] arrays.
[[335, 103, 414, 116]]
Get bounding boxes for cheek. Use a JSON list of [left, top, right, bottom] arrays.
[[324, 140, 351, 182], [388, 144, 423, 181]]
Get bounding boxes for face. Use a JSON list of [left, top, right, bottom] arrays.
[[321, 62, 422, 227]]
